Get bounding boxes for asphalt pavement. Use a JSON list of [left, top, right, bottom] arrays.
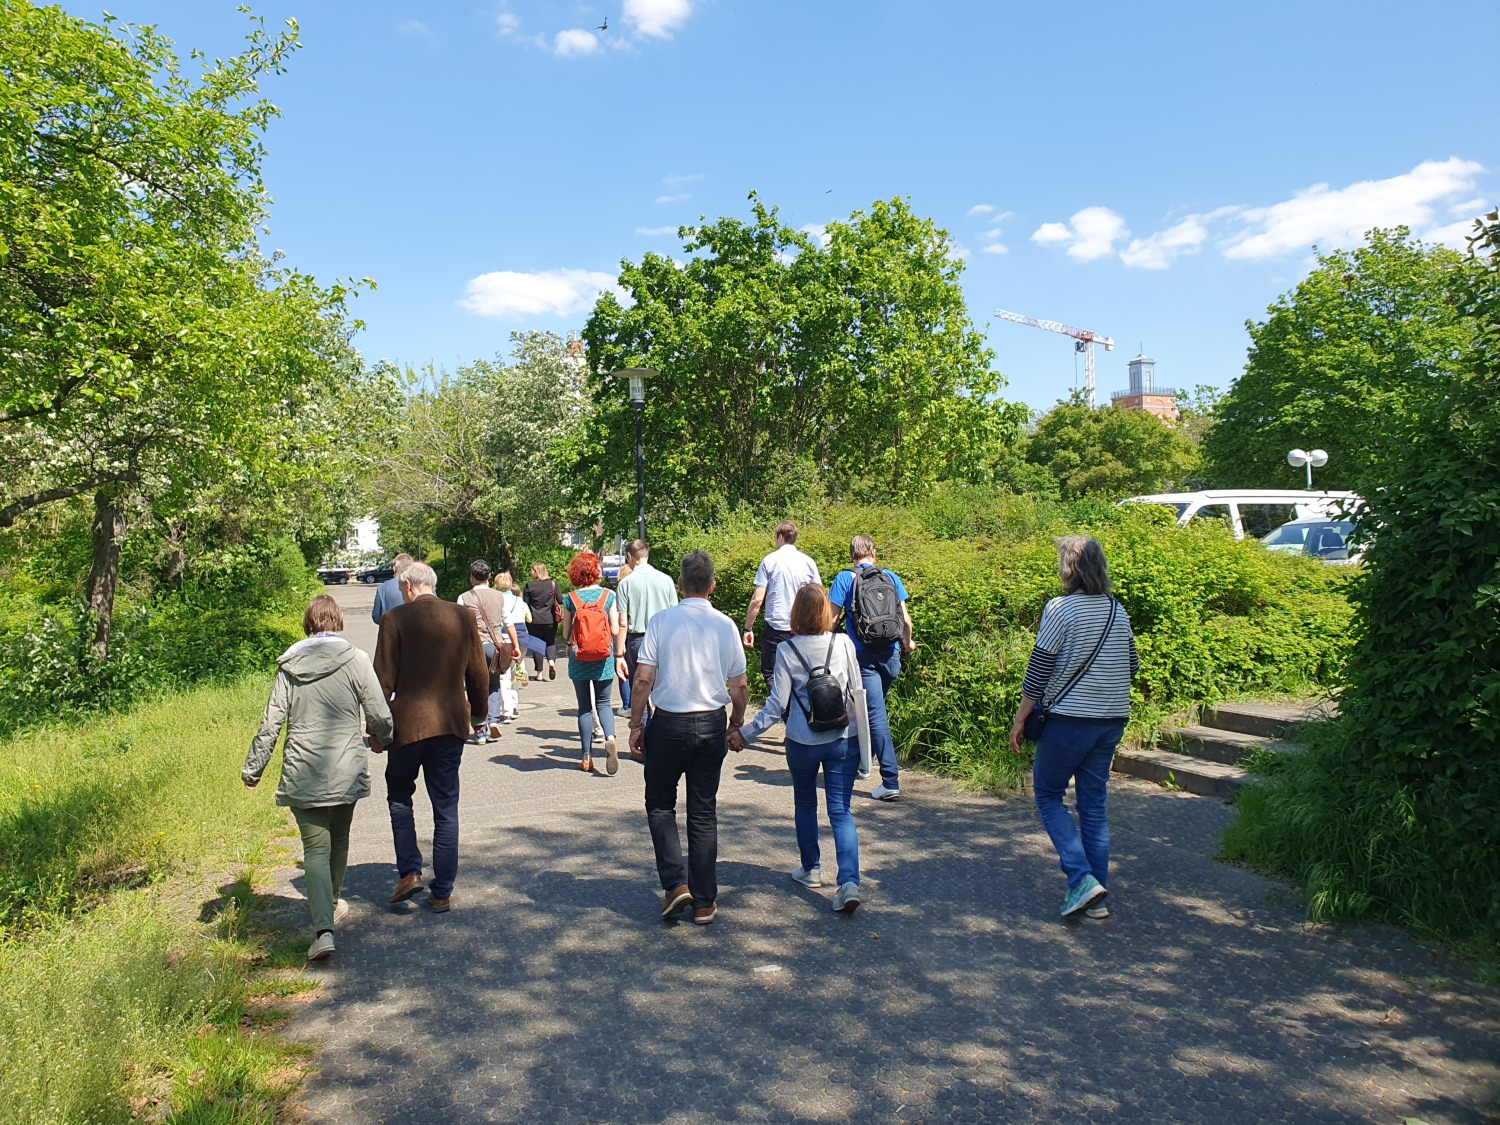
[[272, 580, 1500, 1124]]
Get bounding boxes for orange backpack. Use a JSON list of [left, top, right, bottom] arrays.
[[569, 591, 613, 662]]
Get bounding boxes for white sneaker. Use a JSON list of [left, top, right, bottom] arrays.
[[871, 783, 901, 801], [333, 898, 350, 926], [488, 722, 504, 739], [1085, 904, 1110, 920], [467, 728, 487, 745], [790, 866, 822, 888], [307, 932, 335, 961], [833, 883, 862, 914]]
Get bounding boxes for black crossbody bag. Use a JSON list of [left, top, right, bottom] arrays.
[[1023, 598, 1118, 743]]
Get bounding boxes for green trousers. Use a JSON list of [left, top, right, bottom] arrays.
[[290, 803, 356, 934]]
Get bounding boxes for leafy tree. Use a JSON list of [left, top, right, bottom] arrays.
[[1205, 228, 1479, 490], [373, 332, 592, 569], [1025, 396, 1199, 498], [1224, 212, 1500, 947], [579, 195, 1022, 532], [0, 3, 366, 660]]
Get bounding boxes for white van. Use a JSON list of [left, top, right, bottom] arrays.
[[1121, 489, 1362, 540]]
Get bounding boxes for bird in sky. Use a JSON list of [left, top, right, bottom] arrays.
[[598, 17, 608, 30]]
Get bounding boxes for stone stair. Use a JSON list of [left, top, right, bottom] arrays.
[[1113, 700, 1332, 798]]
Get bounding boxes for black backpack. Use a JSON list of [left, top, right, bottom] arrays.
[[784, 635, 849, 732], [846, 566, 904, 646]]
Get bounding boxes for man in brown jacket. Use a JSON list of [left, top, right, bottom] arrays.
[[372, 561, 489, 912]]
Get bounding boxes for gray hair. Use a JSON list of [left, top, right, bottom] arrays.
[[850, 534, 875, 561], [403, 561, 438, 591], [1057, 537, 1111, 596], [392, 553, 415, 576], [679, 550, 715, 596]]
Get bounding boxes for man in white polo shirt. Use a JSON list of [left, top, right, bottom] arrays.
[[742, 519, 821, 681], [629, 551, 748, 926]]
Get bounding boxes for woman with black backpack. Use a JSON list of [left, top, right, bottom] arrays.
[[732, 583, 865, 913]]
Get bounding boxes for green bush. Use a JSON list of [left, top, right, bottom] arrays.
[[1224, 214, 1500, 952], [687, 495, 1353, 790]]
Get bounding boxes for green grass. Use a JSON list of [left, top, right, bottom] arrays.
[[0, 679, 318, 1124]]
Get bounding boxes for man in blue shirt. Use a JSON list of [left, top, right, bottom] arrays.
[[827, 534, 915, 801], [371, 554, 414, 625]]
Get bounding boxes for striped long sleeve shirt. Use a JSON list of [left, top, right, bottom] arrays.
[[1020, 594, 1139, 720]]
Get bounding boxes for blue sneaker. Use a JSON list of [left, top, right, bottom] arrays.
[[1061, 875, 1107, 917]]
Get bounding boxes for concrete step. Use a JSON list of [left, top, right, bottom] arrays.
[[1113, 747, 1247, 798], [1163, 724, 1288, 766], [1201, 700, 1334, 739]]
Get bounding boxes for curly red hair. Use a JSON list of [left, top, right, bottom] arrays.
[[566, 551, 601, 588]]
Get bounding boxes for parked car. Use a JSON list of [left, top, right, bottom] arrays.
[[317, 566, 351, 585], [357, 565, 396, 584], [601, 554, 626, 584], [1260, 517, 1362, 563], [1120, 489, 1363, 540]]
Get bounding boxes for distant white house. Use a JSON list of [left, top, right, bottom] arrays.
[[353, 516, 381, 553]]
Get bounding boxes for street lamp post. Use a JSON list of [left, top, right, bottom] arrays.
[[1287, 448, 1329, 488], [610, 368, 658, 541]]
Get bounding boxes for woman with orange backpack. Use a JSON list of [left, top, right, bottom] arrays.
[[559, 551, 624, 775]]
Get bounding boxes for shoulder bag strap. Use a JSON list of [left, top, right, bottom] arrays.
[[1044, 598, 1118, 716], [781, 638, 817, 722], [473, 592, 503, 649]]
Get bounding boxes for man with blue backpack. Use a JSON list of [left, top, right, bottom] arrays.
[[827, 534, 916, 801]]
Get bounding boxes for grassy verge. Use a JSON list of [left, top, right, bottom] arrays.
[[0, 679, 319, 1124]]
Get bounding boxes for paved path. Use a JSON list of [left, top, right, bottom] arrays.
[[281, 583, 1500, 1123]]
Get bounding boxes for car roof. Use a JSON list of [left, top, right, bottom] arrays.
[[1124, 489, 1360, 503]]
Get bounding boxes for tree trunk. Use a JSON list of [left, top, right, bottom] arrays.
[[85, 488, 128, 665]]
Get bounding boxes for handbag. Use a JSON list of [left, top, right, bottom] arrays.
[[1023, 598, 1117, 743]]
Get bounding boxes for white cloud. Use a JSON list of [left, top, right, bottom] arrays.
[[800, 223, 830, 248], [980, 243, 1009, 255], [1120, 216, 1209, 270], [636, 225, 678, 236], [495, 12, 520, 35], [397, 18, 442, 42], [459, 269, 618, 319], [553, 28, 600, 57], [1423, 216, 1486, 248], [1223, 158, 1484, 260], [655, 192, 691, 204], [662, 172, 704, 189], [948, 241, 972, 261], [624, 0, 693, 39], [1030, 207, 1129, 261], [967, 203, 995, 218]]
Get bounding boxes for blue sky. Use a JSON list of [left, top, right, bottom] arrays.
[[67, 0, 1497, 411]]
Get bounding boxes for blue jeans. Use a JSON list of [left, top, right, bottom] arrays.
[[1032, 716, 1125, 889], [858, 646, 901, 788], [385, 734, 464, 899], [786, 736, 860, 886], [514, 623, 548, 663], [573, 677, 614, 757]]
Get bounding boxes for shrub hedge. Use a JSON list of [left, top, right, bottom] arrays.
[[684, 492, 1353, 789]]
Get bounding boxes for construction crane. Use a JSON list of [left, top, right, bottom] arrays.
[[993, 309, 1115, 408]]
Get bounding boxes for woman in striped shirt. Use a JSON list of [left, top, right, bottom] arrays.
[[1010, 536, 1139, 921]]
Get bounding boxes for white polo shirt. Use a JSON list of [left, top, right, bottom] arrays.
[[753, 544, 822, 631], [637, 598, 747, 713]]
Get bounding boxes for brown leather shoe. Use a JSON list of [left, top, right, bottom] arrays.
[[388, 872, 424, 904], [661, 885, 691, 919], [692, 903, 718, 925], [428, 895, 451, 913]]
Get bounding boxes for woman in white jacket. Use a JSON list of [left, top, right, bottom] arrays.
[[733, 583, 864, 913]]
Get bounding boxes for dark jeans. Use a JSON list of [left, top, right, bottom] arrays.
[[758, 626, 792, 678], [858, 645, 902, 787], [644, 709, 728, 909], [528, 623, 558, 674], [385, 734, 464, 899], [1032, 716, 1125, 889], [624, 633, 649, 722]]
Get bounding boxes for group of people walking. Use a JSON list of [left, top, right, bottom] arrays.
[[243, 523, 1137, 960]]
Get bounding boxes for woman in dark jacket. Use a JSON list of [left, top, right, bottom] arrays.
[[1009, 537, 1138, 921]]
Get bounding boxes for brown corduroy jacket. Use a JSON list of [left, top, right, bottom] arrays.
[[373, 594, 490, 749]]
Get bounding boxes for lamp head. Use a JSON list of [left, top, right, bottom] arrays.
[[1287, 449, 1310, 467], [610, 367, 658, 407], [1308, 449, 1329, 467]]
